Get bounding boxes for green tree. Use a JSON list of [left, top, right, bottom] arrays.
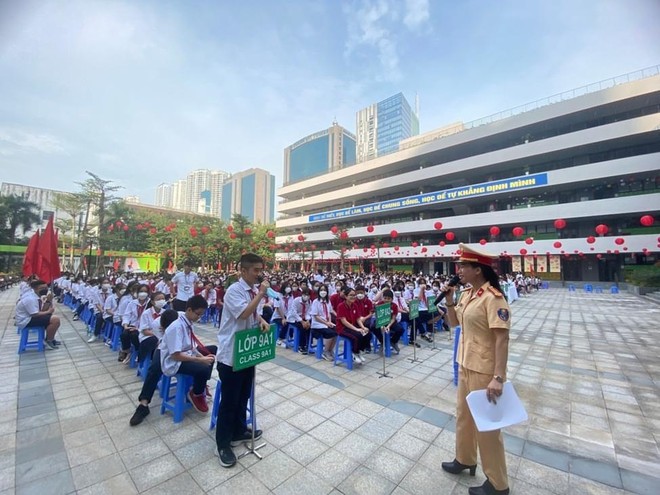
[[0, 195, 41, 244], [51, 192, 87, 269]]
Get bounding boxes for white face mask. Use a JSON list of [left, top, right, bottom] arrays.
[[407, 285, 414, 290], [119, 289, 126, 295], [154, 300, 166, 309], [102, 284, 111, 290], [301, 295, 310, 302], [285, 287, 292, 294], [356, 293, 365, 300], [371, 287, 377, 293], [319, 291, 327, 298], [394, 291, 401, 297], [138, 292, 148, 300]]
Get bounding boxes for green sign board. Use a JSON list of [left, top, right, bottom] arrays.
[[233, 324, 277, 371], [409, 299, 420, 319], [428, 295, 438, 314], [375, 303, 391, 328]]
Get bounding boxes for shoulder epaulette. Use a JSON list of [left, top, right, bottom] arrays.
[[488, 287, 503, 297]]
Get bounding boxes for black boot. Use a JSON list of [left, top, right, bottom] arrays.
[[468, 479, 509, 495], [441, 459, 477, 476]]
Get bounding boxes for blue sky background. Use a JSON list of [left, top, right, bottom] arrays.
[[1, 0, 658, 204]]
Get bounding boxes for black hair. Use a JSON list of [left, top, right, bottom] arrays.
[[382, 289, 394, 299], [186, 294, 209, 311], [239, 253, 264, 268], [466, 262, 504, 294], [341, 286, 355, 297], [160, 309, 179, 329], [317, 284, 329, 302], [30, 279, 47, 289]]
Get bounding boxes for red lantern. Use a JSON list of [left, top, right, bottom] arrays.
[[512, 226, 524, 237], [615, 237, 624, 245], [189, 227, 198, 237], [107, 226, 113, 232], [421, 247, 428, 253], [439, 241, 446, 247], [367, 225, 374, 233], [136, 224, 143, 230], [411, 242, 419, 248], [489, 226, 500, 236], [340, 231, 349, 240], [227, 225, 234, 232], [390, 230, 398, 238], [394, 245, 400, 251], [520, 248, 527, 255], [434, 221, 443, 230], [595, 224, 608, 236], [640, 215, 654, 227], [553, 241, 562, 248], [115, 220, 122, 227], [554, 219, 567, 230], [479, 239, 487, 245], [149, 228, 157, 235], [229, 233, 237, 240], [123, 225, 129, 231], [244, 228, 252, 235], [596, 254, 603, 259], [525, 237, 534, 245], [586, 236, 595, 244], [445, 232, 455, 241], [370, 244, 376, 249], [363, 247, 368, 253], [311, 244, 316, 250], [297, 234, 305, 242], [330, 225, 338, 235], [382, 242, 389, 248], [267, 230, 275, 238], [201, 226, 210, 235]]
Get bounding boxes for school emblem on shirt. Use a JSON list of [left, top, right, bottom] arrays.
[[497, 308, 509, 322]]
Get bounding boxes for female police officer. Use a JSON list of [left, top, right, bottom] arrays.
[[441, 243, 511, 495]]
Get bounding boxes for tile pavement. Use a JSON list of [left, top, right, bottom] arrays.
[[1, 286, 658, 494]]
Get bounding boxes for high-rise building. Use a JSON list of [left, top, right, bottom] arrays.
[[221, 168, 275, 224], [171, 179, 187, 211], [155, 183, 172, 208], [124, 196, 140, 204], [210, 170, 230, 217], [356, 92, 419, 162], [283, 122, 356, 184], [186, 169, 211, 213]]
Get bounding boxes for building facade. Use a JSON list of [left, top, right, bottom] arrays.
[[155, 169, 229, 217], [284, 122, 356, 184], [155, 183, 172, 208], [356, 92, 419, 162], [221, 168, 275, 224], [276, 67, 660, 282]]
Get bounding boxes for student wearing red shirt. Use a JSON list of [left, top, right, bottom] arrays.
[[371, 289, 404, 354], [336, 287, 371, 365]]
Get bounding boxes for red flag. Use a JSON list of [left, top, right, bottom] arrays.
[[22, 231, 40, 277], [167, 260, 173, 270], [217, 262, 221, 271], [37, 215, 61, 283], [113, 258, 120, 271]]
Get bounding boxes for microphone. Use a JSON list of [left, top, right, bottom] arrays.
[[436, 275, 461, 303]]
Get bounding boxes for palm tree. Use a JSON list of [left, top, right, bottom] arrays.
[[0, 195, 41, 244], [52, 192, 87, 268]]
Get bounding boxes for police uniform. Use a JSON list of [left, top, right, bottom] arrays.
[[454, 244, 511, 492]]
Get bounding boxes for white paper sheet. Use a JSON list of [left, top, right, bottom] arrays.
[[465, 382, 528, 432]]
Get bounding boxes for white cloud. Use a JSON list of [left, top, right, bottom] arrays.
[[0, 128, 67, 154], [403, 0, 430, 29]]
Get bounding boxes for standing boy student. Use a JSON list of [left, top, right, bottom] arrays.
[[215, 253, 270, 468]]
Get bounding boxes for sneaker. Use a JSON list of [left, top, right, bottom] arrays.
[[364, 348, 372, 354], [72, 315, 79, 321], [117, 351, 127, 362], [218, 447, 237, 468], [187, 389, 209, 413], [44, 339, 58, 350], [122, 353, 132, 365], [298, 347, 308, 355], [276, 339, 286, 347], [322, 351, 333, 361], [129, 404, 150, 426], [352, 354, 361, 364], [409, 341, 421, 348], [87, 335, 97, 343], [392, 343, 400, 354], [230, 429, 263, 447], [52, 339, 61, 346]]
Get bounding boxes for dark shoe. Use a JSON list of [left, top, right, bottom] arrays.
[[129, 404, 150, 426], [298, 347, 308, 355], [187, 389, 209, 413], [468, 479, 509, 495], [52, 339, 61, 346], [218, 447, 236, 468], [441, 459, 477, 476], [230, 429, 263, 447], [44, 340, 58, 350], [392, 343, 400, 354], [117, 351, 127, 362]]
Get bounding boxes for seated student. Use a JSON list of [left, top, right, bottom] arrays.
[[288, 287, 312, 355], [119, 284, 150, 364], [354, 286, 374, 351], [336, 286, 371, 365], [309, 284, 337, 361], [88, 279, 112, 343], [201, 281, 217, 320], [137, 291, 167, 364], [414, 278, 433, 342], [15, 279, 61, 349], [371, 289, 404, 354], [129, 296, 217, 426]]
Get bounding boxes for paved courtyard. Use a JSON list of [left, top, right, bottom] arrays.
[[0, 286, 658, 494]]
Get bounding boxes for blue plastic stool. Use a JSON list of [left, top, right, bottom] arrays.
[[452, 326, 461, 386], [308, 332, 325, 359], [610, 286, 619, 294], [209, 379, 256, 430], [584, 284, 593, 293], [160, 374, 193, 423], [136, 354, 151, 381], [568, 284, 576, 292], [18, 326, 46, 354], [285, 324, 300, 352], [594, 286, 603, 293], [102, 320, 114, 343], [333, 336, 353, 370], [371, 332, 392, 358], [129, 347, 139, 369], [400, 321, 410, 345], [111, 323, 122, 351]]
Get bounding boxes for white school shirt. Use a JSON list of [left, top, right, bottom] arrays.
[[172, 271, 198, 302], [159, 314, 198, 376], [92, 289, 110, 314], [115, 295, 133, 323], [138, 306, 164, 342], [122, 298, 149, 328], [216, 278, 261, 367], [287, 297, 311, 323], [270, 297, 282, 321], [15, 291, 40, 329], [155, 280, 171, 296], [103, 294, 118, 319], [309, 298, 332, 329], [202, 288, 217, 306]]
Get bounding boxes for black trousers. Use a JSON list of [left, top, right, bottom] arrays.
[[171, 298, 187, 312], [138, 335, 158, 363], [215, 363, 254, 449], [93, 313, 105, 336], [339, 328, 371, 353], [178, 345, 217, 395], [372, 322, 404, 344], [120, 329, 140, 352], [293, 321, 310, 350]]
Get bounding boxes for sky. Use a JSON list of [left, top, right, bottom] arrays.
[[1, 0, 659, 204]]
